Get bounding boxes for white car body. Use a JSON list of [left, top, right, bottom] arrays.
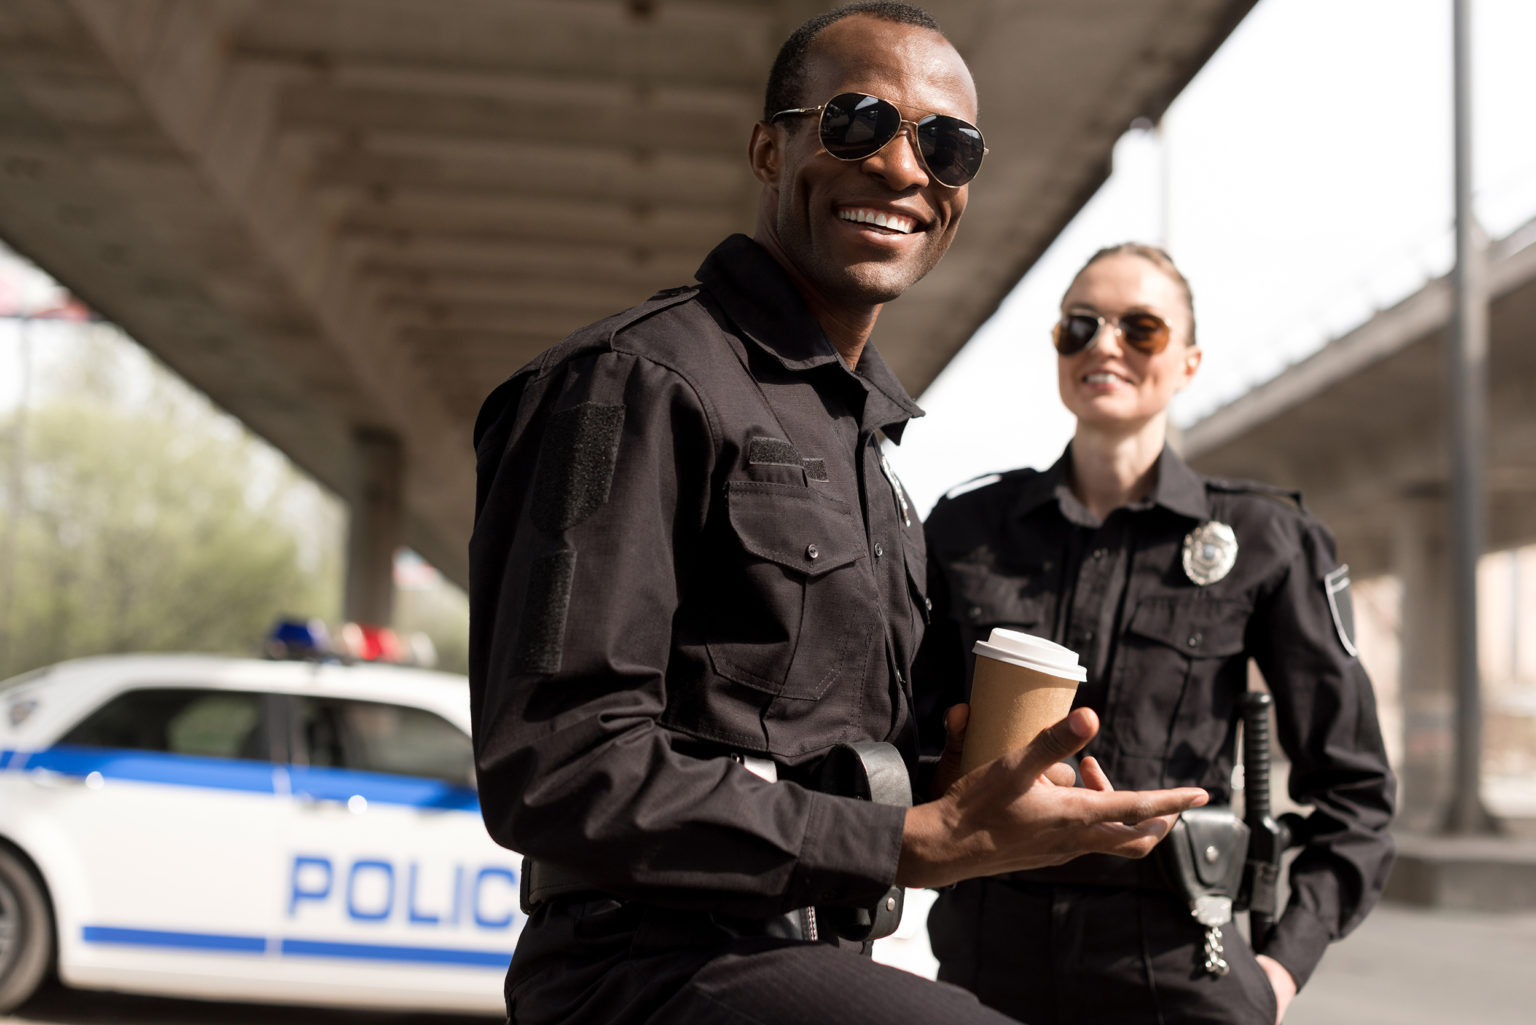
[[0, 654, 520, 1016]]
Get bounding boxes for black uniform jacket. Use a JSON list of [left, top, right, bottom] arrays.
[[916, 445, 1396, 987], [469, 235, 927, 923]]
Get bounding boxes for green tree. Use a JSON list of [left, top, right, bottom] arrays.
[[0, 329, 341, 678]]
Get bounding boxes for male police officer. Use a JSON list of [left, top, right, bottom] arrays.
[[468, 5, 1208, 1023]]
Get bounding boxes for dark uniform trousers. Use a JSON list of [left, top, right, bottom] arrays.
[[915, 446, 1396, 1025], [929, 880, 1277, 1025], [510, 898, 1017, 1025], [470, 236, 1021, 1024]]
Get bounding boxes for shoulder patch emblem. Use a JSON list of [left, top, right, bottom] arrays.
[[1183, 521, 1238, 586], [1324, 564, 1359, 657]]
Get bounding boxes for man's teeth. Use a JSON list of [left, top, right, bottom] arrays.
[[1085, 372, 1125, 384], [839, 208, 915, 234]]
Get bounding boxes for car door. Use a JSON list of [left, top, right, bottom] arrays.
[[24, 686, 288, 996], [274, 693, 522, 1014]]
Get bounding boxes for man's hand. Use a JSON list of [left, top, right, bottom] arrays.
[[896, 706, 1208, 890], [1256, 954, 1297, 1023]]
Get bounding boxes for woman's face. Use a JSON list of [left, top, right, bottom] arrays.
[[1055, 252, 1201, 432]]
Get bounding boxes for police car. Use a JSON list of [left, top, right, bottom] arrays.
[[0, 641, 520, 1016]]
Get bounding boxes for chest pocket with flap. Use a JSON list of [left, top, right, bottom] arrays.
[[1113, 595, 1251, 760], [706, 481, 875, 701]]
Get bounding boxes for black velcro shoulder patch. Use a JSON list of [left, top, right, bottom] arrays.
[[514, 548, 576, 674], [802, 457, 829, 482], [532, 402, 626, 533]]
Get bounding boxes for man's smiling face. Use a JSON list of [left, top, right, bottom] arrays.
[[752, 15, 977, 312]]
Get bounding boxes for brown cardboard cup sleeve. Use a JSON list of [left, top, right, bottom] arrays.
[[959, 628, 1087, 775]]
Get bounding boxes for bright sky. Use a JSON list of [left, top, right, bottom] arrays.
[[892, 0, 1536, 517]]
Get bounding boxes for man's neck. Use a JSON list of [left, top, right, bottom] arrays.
[[752, 233, 880, 369], [1068, 421, 1166, 521], [806, 298, 879, 369]]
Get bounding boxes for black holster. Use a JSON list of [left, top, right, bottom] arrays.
[[1158, 806, 1251, 920]]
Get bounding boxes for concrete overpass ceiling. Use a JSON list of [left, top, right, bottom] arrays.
[[0, 0, 1257, 587], [1183, 221, 1536, 578]]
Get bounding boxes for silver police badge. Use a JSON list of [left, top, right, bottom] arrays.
[[1183, 521, 1238, 586]]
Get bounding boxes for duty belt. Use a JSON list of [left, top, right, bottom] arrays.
[[520, 752, 778, 913], [518, 744, 912, 944]]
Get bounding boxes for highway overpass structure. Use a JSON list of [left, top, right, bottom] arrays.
[[0, 0, 1256, 618], [1183, 216, 1536, 832]]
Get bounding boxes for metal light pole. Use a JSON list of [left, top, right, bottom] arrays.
[[1443, 0, 1497, 835]]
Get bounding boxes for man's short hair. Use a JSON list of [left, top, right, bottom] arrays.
[[763, 2, 941, 122]]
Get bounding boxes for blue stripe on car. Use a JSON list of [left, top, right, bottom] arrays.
[[82, 926, 268, 953], [26, 747, 278, 794], [81, 925, 512, 968], [279, 937, 512, 968], [4, 746, 479, 811]]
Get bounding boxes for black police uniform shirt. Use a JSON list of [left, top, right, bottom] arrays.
[[469, 235, 927, 925], [915, 444, 1396, 989]]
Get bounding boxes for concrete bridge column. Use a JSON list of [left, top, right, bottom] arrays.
[[1393, 489, 1456, 832], [344, 428, 404, 628]]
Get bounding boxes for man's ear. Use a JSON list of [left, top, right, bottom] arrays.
[[748, 121, 781, 186]]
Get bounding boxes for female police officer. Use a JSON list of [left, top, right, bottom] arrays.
[[915, 243, 1396, 1024]]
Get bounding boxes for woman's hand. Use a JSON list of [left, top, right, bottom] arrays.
[[1256, 954, 1297, 1023]]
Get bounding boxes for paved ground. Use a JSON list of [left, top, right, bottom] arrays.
[[1287, 904, 1536, 1025], [7, 899, 1533, 1024]]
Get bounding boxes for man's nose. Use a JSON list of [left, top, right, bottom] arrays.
[[861, 122, 930, 190]]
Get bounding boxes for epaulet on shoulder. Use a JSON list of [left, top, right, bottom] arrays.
[[571, 284, 700, 341], [613, 284, 699, 329], [938, 466, 1037, 505], [535, 283, 700, 370], [1205, 476, 1307, 513]]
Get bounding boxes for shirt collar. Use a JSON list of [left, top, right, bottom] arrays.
[[694, 234, 924, 441], [1150, 444, 1211, 521], [1013, 442, 1210, 523]]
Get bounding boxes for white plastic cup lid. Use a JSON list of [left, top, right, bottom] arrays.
[[972, 627, 1087, 682]]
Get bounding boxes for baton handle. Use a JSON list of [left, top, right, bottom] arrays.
[[1241, 692, 1286, 950], [1242, 692, 1273, 823]]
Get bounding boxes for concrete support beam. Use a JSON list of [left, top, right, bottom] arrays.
[[344, 428, 403, 627], [1394, 490, 1456, 832]]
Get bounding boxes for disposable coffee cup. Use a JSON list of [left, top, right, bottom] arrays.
[[959, 628, 1087, 774]]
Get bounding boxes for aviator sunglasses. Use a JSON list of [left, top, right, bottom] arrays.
[[1052, 311, 1172, 356], [769, 91, 988, 188]]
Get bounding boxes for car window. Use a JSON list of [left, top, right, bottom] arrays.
[[294, 696, 473, 786], [58, 688, 269, 761]]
